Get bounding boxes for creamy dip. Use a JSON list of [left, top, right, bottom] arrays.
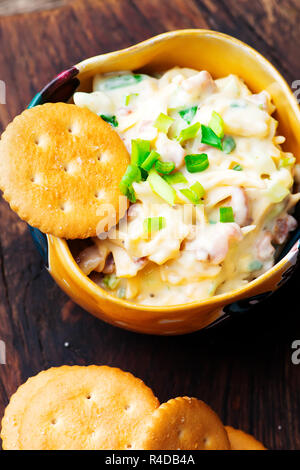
[[73, 67, 299, 306]]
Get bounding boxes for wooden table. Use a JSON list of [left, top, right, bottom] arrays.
[[0, 0, 300, 450]]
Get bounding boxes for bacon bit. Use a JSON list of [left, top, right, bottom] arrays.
[[256, 232, 275, 261], [182, 71, 216, 96], [102, 253, 116, 274], [230, 187, 251, 227], [272, 215, 297, 245], [77, 245, 103, 275], [133, 256, 148, 270], [197, 143, 210, 152], [118, 107, 133, 116]]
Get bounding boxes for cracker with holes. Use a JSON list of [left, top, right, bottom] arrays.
[[0, 103, 129, 238], [132, 396, 230, 450], [1, 365, 159, 450], [225, 426, 266, 450]]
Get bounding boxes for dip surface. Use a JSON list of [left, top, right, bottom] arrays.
[[74, 67, 299, 306]]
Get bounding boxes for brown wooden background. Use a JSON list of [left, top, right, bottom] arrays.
[[0, 0, 300, 450]]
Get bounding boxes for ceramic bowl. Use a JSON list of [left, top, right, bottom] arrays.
[[28, 29, 300, 335]]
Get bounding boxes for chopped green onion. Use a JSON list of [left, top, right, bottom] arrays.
[[125, 93, 138, 106], [163, 171, 188, 185], [208, 111, 224, 138], [179, 106, 198, 125], [117, 287, 126, 298], [232, 164, 243, 171], [190, 181, 205, 199], [119, 164, 141, 202], [147, 169, 176, 205], [103, 274, 120, 290], [126, 186, 137, 203], [220, 206, 234, 223], [279, 156, 296, 168], [143, 216, 166, 235], [131, 139, 151, 166], [154, 113, 174, 133], [100, 114, 118, 127], [141, 150, 160, 171], [180, 181, 205, 204], [248, 260, 263, 271], [179, 188, 197, 203], [155, 160, 175, 174], [230, 101, 247, 108], [140, 168, 149, 181], [201, 124, 222, 150], [177, 122, 201, 144], [185, 153, 209, 173], [99, 74, 144, 91], [267, 183, 289, 203], [222, 136, 236, 154], [120, 164, 141, 187]]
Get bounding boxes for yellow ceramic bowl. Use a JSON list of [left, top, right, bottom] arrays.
[[29, 30, 300, 335]]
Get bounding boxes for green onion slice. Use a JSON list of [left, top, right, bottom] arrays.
[[279, 156, 295, 168], [141, 150, 160, 171], [163, 171, 188, 185], [201, 124, 222, 150], [117, 287, 126, 298], [185, 153, 209, 173], [119, 164, 141, 202], [131, 139, 151, 166], [177, 122, 201, 144], [219, 206, 235, 223], [190, 181, 205, 199], [143, 216, 166, 235], [222, 136, 236, 154], [125, 93, 139, 106], [208, 111, 224, 138], [230, 101, 247, 108], [147, 169, 176, 205], [155, 159, 175, 174], [100, 114, 118, 127], [103, 274, 120, 290], [179, 106, 198, 125], [180, 181, 205, 204], [154, 113, 174, 133], [99, 74, 144, 91], [180, 189, 200, 204], [232, 164, 243, 171], [248, 260, 263, 271]]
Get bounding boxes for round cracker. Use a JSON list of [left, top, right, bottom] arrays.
[[1, 365, 159, 450], [1, 367, 69, 450], [225, 426, 266, 450], [0, 103, 130, 239], [132, 397, 230, 450]]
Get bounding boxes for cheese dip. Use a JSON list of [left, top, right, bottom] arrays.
[[73, 67, 299, 306]]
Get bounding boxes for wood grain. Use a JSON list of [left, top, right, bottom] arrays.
[[0, 0, 300, 450]]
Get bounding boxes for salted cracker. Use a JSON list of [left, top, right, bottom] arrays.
[[0, 103, 129, 238], [225, 425, 266, 450], [132, 396, 230, 450], [1, 365, 159, 450]]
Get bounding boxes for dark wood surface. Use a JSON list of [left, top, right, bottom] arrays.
[[0, 0, 300, 450]]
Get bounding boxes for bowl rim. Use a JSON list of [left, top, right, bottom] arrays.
[[45, 29, 300, 313]]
